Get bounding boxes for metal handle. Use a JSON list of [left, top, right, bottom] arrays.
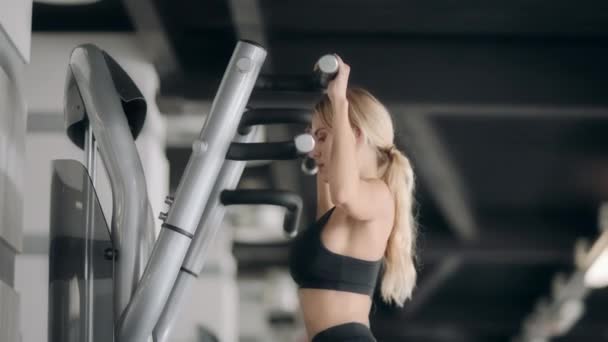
[[254, 54, 339, 93], [255, 74, 320, 92], [314, 54, 339, 88], [226, 134, 314, 160], [301, 156, 318, 175], [67, 44, 156, 324], [238, 108, 312, 135], [220, 190, 303, 237]]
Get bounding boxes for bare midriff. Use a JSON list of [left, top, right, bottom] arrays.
[[298, 288, 372, 340]]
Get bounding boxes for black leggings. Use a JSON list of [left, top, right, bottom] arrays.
[[312, 322, 376, 342]]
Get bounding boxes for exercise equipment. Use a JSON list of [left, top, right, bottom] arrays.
[[315, 54, 340, 88], [48, 40, 338, 342]]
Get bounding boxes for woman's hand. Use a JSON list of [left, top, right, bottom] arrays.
[[327, 54, 350, 105]]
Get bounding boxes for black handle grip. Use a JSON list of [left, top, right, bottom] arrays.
[[226, 142, 303, 160], [220, 190, 303, 237], [238, 108, 312, 135], [254, 55, 338, 94]]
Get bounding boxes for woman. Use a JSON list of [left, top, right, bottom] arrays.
[[288, 56, 418, 341]]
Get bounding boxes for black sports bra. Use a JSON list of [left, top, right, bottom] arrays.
[[288, 207, 383, 297]]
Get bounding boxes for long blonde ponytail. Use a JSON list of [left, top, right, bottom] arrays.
[[380, 146, 417, 306]]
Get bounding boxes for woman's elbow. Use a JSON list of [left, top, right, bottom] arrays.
[[330, 188, 352, 207]]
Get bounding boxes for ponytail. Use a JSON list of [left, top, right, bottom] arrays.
[[379, 146, 417, 306]]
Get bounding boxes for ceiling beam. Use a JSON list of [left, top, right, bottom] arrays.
[[233, 230, 574, 270], [401, 255, 463, 316], [122, 0, 181, 79], [424, 228, 576, 264], [396, 108, 478, 241]]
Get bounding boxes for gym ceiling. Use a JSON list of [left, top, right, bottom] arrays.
[[33, 1, 608, 341]]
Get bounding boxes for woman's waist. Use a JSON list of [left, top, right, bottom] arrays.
[[298, 289, 372, 337]]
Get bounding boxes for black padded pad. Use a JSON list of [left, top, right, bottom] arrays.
[[65, 46, 147, 149], [102, 51, 147, 139]]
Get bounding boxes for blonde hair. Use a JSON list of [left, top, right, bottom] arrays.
[[314, 88, 417, 306]]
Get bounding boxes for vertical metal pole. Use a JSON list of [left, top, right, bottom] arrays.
[[83, 126, 97, 342], [153, 128, 258, 342], [85, 125, 97, 184]]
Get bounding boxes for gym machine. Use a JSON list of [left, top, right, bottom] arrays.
[[48, 40, 337, 342]]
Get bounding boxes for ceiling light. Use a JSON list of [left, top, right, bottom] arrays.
[[583, 231, 608, 288]]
